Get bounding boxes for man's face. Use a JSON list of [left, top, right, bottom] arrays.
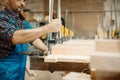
[[7, 0, 26, 13]]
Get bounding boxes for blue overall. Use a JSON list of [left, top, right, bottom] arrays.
[[0, 21, 32, 80]]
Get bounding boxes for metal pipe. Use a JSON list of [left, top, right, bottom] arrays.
[[57, 0, 61, 20], [72, 13, 75, 38], [49, 0, 53, 23], [109, 3, 113, 39], [57, 0, 62, 42], [65, 10, 68, 38], [47, 0, 51, 51], [48, 0, 54, 51], [50, 0, 54, 40], [65, 10, 68, 27], [114, 0, 118, 31], [51, 0, 54, 20], [49, 0, 54, 23]]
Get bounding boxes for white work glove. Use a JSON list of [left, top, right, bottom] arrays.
[[46, 19, 62, 33]]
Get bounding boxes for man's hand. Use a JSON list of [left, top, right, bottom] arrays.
[[32, 38, 48, 55], [46, 19, 62, 33], [43, 49, 49, 56]]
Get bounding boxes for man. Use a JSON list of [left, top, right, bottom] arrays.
[[0, 0, 61, 80]]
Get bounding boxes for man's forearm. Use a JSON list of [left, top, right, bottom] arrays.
[[12, 19, 61, 44], [32, 38, 48, 52], [12, 25, 48, 44]]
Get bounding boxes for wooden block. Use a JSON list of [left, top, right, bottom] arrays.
[[63, 40, 95, 46], [62, 72, 90, 80], [90, 52, 120, 72], [96, 40, 120, 53], [51, 40, 95, 55], [90, 52, 120, 80], [49, 40, 95, 63], [51, 45, 95, 56]]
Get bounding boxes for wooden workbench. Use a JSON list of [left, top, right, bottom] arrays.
[[30, 40, 95, 73], [29, 39, 120, 73]]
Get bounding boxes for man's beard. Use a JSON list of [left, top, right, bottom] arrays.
[[14, 8, 23, 13]]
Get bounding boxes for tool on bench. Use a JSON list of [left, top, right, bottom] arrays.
[[20, 51, 44, 56], [21, 50, 48, 62]]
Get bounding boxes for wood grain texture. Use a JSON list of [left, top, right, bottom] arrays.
[[30, 56, 90, 73]]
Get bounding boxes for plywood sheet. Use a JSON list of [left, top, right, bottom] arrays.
[[45, 55, 90, 63], [51, 45, 95, 56]]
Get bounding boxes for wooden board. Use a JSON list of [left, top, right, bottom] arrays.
[[91, 40, 120, 79], [51, 45, 95, 56], [63, 40, 95, 46], [29, 39, 120, 73], [90, 52, 120, 80], [45, 55, 90, 63], [51, 40, 95, 56], [91, 52, 120, 72], [30, 40, 94, 73], [30, 56, 90, 73], [95, 40, 120, 53], [62, 72, 90, 80], [46, 40, 95, 63]]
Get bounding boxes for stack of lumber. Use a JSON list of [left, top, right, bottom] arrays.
[[91, 40, 120, 80], [45, 40, 95, 63], [95, 40, 120, 53]]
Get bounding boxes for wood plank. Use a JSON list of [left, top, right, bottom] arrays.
[[91, 52, 120, 72], [51, 45, 95, 56], [51, 40, 95, 56], [62, 72, 90, 80], [30, 56, 90, 73], [90, 52, 120, 80], [48, 40, 95, 63], [95, 40, 120, 53], [45, 55, 90, 63], [63, 40, 95, 46]]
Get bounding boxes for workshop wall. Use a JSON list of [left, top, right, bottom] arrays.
[[25, 0, 104, 39], [44, 0, 104, 39]]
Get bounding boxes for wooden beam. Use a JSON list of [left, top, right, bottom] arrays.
[[30, 56, 90, 73], [44, 55, 90, 63], [96, 40, 120, 53], [51, 40, 95, 55]]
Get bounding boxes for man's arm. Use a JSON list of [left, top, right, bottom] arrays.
[[12, 19, 61, 44], [32, 38, 48, 54]]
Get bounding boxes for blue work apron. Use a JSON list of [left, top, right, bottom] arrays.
[[0, 20, 32, 80], [0, 44, 28, 80]]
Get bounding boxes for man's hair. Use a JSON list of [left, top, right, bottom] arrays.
[[0, 0, 5, 8]]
